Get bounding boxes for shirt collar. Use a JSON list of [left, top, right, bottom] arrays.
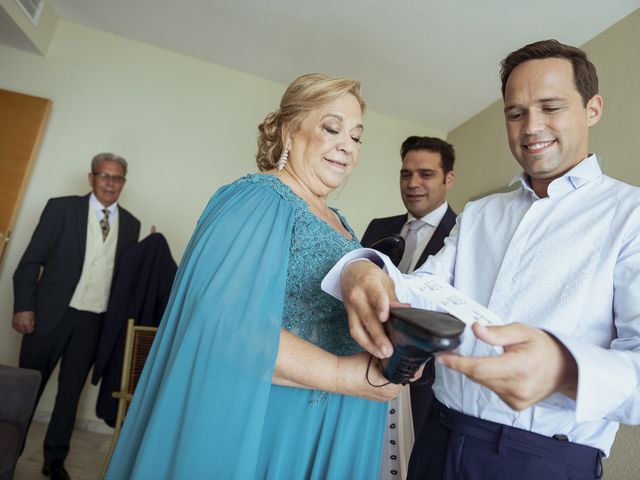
[[90, 193, 118, 216], [406, 201, 449, 227], [508, 154, 602, 198]]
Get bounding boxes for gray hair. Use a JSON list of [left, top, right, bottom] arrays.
[[91, 152, 128, 177]]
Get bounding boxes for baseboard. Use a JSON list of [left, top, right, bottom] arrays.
[[33, 410, 114, 435]]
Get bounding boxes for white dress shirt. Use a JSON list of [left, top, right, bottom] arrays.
[[400, 201, 449, 272], [90, 192, 118, 225], [323, 155, 640, 455]]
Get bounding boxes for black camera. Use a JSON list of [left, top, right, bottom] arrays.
[[382, 307, 465, 384]]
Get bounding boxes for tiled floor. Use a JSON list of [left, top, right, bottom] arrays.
[[14, 421, 112, 480]]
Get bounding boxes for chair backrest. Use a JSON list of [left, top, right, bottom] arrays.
[[100, 320, 158, 479], [126, 326, 157, 395], [118, 320, 157, 410]]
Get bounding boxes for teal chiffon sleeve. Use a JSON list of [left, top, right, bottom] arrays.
[[106, 178, 295, 479]]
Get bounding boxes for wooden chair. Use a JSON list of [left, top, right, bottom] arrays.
[[99, 319, 157, 479]]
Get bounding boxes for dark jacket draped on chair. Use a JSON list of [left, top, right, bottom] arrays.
[[92, 233, 177, 427]]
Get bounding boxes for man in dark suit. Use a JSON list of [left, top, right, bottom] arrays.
[[12, 153, 140, 480], [361, 136, 456, 473]]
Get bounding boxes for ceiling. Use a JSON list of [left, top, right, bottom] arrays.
[[32, 1, 640, 132]]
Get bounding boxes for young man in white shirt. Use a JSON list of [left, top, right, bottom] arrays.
[[324, 40, 640, 479]]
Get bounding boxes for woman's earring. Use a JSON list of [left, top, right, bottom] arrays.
[[277, 148, 289, 171]]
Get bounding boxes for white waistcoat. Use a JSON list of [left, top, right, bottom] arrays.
[[69, 208, 119, 313]]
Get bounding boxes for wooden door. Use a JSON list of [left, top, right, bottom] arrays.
[[0, 88, 52, 266]]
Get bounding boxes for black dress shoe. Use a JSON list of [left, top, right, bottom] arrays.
[[42, 460, 71, 480]]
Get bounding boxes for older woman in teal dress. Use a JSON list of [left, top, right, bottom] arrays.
[[106, 73, 405, 479]]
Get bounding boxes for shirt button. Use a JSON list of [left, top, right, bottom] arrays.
[[389, 409, 396, 414], [390, 423, 396, 429], [391, 455, 397, 460]]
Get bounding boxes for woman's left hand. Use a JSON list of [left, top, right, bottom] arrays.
[[336, 352, 422, 402]]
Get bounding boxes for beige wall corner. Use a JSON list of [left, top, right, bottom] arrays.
[[0, 0, 58, 55], [446, 101, 518, 213], [583, 8, 640, 189]]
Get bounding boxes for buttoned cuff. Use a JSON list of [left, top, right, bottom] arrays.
[[320, 248, 389, 300], [553, 332, 636, 422]]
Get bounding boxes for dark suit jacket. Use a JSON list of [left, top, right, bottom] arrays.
[[92, 233, 177, 426], [361, 205, 456, 434], [13, 194, 141, 336], [361, 205, 456, 270]]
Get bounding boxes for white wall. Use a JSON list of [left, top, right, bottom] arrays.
[[0, 20, 443, 424]]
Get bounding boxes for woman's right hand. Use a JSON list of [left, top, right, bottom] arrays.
[[336, 352, 404, 402]]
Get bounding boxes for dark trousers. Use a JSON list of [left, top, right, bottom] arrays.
[[407, 399, 603, 480], [19, 308, 103, 463], [410, 360, 435, 434]]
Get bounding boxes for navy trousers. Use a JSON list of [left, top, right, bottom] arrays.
[[407, 399, 603, 480]]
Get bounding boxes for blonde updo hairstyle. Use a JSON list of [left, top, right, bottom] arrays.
[[256, 73, 365, 171]]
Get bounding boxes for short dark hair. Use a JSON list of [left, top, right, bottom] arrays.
[[400, 136, 455, 174], [500, 39, 598, 106]]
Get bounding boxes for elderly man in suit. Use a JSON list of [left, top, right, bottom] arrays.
[[12, 153, 140, 480], [361, 136, 456, 479]]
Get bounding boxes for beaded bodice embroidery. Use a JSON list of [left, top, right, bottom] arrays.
[[244, 174, 362, 356]]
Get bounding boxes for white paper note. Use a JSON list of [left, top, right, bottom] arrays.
[[405, 275, 505, 353], [405, 275, 504, 326]]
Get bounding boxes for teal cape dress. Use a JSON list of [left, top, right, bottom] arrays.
[[106, 174, 387, 479]]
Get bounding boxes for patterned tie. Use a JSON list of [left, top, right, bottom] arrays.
[[397, 219, 425, 273], [100, 208, 110, 241]]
